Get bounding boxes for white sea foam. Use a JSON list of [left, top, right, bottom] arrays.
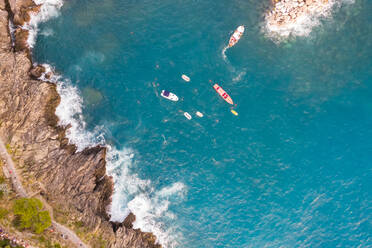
[[232, 70, 246, 83], [23, 0, 63, 47], [39, 64, 105, 151], [107, 147, 186, 247], [39, 65, 184, 247], [40, 28, 54, 37], [222, 45, 228, 61], [264, 0, 355, 41]]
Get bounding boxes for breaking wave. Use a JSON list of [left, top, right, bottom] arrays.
[[23, 0, 63, 47], [39, 63, 185, 247], [39, 64, 105, 151], [107, 147, 186, 247]]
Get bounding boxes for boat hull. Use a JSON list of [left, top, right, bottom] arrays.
[[228, 25, 244, 47], [213, 84, 233, 105]]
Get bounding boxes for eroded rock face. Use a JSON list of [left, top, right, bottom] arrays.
[[29, 63, 45, 78], [9, 0, 39, 26], [0, 0, 160, 247]]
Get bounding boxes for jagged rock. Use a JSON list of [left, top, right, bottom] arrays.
[[29, 64, 45, 79], [9, 0, 38, 26], [123, 212, 136, 229], [14, 28, 28, 51], [0, 9, 10, 50]]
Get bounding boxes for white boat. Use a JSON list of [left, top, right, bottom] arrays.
[[184, 112, 192, 120], [182, 74, 190, 82], [228, 25, 244, 47], [161, 90, 179, 101], [196, 111, 204, 117]]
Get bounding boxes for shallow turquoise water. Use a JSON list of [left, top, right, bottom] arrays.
[[34, 0, 372, 247]]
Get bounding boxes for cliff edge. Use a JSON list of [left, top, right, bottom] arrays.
[[0, 0, 160, 247]]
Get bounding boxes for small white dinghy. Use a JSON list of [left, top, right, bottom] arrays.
[[161, 90, 179, 101], [228, 25, 244, 47], [182, 74, 190, 82], [196, 111, 204, 117], [184, 112, 192, 120]]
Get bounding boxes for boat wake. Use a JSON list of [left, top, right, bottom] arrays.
[[222, 45, 229, 62], [232, 70, 246, 83]]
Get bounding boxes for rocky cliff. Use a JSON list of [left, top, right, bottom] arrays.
[[0, 0, 160, 247]]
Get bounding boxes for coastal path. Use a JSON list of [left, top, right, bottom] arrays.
[[0, 139, 89, 248]]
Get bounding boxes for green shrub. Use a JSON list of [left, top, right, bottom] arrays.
[[5, 144, 12, 154], [73, 220, 84, 228], [13, 198, 52, 234], [38, 235, 46, 243], [0, 238, 23, 248], [0, 207, 8, 219]]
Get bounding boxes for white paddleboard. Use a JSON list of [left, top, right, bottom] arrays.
[[184, 112, 192, 120], [182, 74, 190, 82]]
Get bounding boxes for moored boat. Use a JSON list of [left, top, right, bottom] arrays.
[[184, 112, 192, 120], [182, 74, 190, 82], [213, 84, 233, 105], [161, 90, 179, 101]]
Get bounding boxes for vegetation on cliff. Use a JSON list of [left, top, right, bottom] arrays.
[[0, 239, 23, 248], [13, 198, 51, 234]]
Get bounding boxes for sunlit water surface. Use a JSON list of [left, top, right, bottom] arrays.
[[34, 0, 372, 247]]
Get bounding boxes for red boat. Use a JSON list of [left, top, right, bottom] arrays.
[[213, 84, 233, 105], [229, 25, 245, 47]]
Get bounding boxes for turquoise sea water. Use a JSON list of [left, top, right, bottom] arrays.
[[33, 0, 372, 247]]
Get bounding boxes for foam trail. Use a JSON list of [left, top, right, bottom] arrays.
[[222, 45, 229, 61], [232, 70, 246, 83], [107, 147, 186, 248], [23, 0, 64, 47]]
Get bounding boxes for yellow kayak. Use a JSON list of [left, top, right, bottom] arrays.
[[231, 109, 238, 116]]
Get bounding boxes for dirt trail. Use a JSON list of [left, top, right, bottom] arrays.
[[0, 139, 89, 248]]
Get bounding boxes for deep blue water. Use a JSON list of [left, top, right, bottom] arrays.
[[34, 0, 372, 247]]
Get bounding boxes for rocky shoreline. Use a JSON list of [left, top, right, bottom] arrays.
[[0, 0, 160, 247], [265, 0, 336, 38]]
